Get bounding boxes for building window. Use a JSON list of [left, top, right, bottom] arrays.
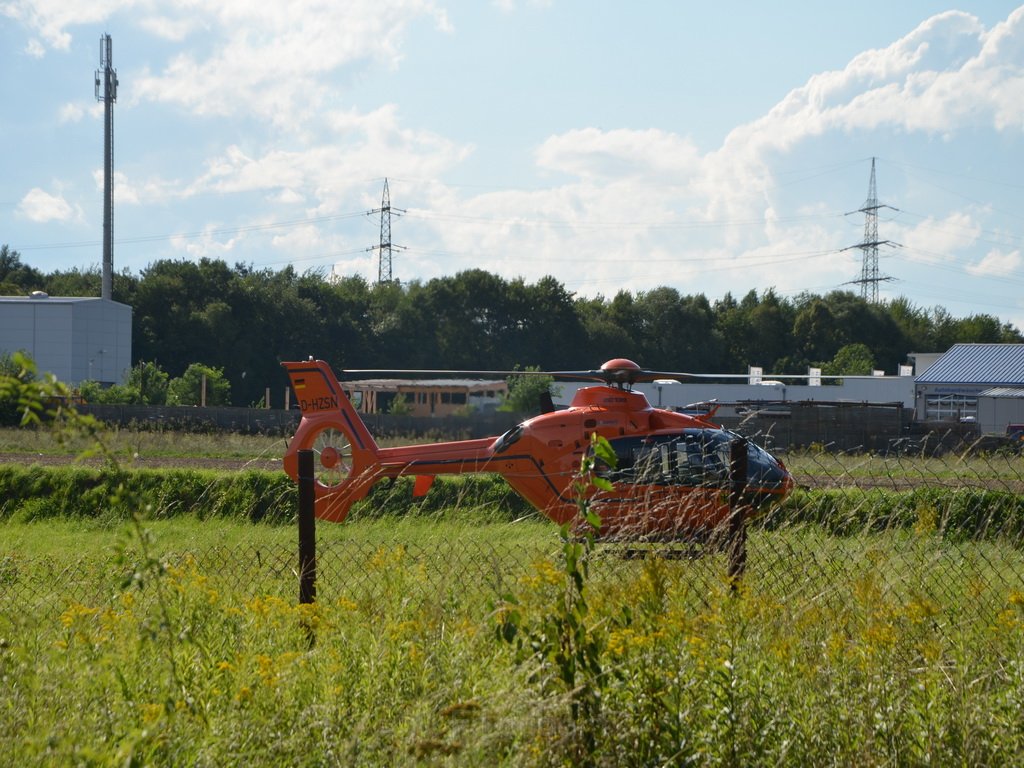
[[925, 394, 977, 421]]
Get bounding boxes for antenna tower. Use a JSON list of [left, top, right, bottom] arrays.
[[95, 34, 118, 301], [368, 178, 405, 284], [844, 157, 897, 303]]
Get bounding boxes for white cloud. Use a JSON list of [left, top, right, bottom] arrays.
[[171, 227, 241, 259], [10, 1, 1023, 310], [58, 102, 85, 122], [898, 211, 982, 262], [130, 0, 450, 128], [363, 5, 1024, 301], [270, 188, 305, 205], [183, 105, 470, 205], [730, 8, 1024, 149], [536, 128, 701, 183], [675, 8, 1024, 238], [270, 224, 325, 253], [16, 188, 79, 222], [88, 167, 180, 207], [966, 248, 1022, 276], [492, 0, 552, 12], [137, 14, 196, 41], [1, 0, 139, 52]]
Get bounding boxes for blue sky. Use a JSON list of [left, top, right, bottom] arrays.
[[4, 1, 1024, 330]]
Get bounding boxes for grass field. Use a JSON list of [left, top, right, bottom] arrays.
[[4, 507, 1024, 765], [2, 422, 1024, 764]]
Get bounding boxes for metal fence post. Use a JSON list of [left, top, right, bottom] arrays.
[[728, 436, 749, 588], [298, 449, 316, 605]]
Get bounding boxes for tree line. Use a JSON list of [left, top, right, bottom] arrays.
[[2, 244, 1021, 407]]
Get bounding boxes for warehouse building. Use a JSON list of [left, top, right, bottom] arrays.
[[0, 292, 132, 385], [914, 343, 1024, 433]]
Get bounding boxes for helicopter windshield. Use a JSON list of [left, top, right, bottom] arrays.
[[596, 429, 786, 489], [598, 430, 730, 488]]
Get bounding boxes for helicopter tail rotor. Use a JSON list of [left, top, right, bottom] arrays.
[[282, 359, 382, 522]]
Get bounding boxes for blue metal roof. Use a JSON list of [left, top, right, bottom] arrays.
[[978, 387, 1024, 398], [916, 344, 1024, 385]]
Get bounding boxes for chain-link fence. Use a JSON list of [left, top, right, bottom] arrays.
[[2, 446, 1024, 645]]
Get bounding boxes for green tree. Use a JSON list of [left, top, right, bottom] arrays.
[[823, 343, 875, 376], [575, 294, 638, 366], [887, 296, 932, 352], [792, 297, 839, 363], [714, 289, 795, 371], [511, 276, 589, 369], [126, 361, 170, 405], [502, 367, 558, 414], [423, 270, 515, 368], [387, 393, 412, 415], [0, 245, 44, 293], [166, 364, 231, 406], [367, 278, 433, 368]]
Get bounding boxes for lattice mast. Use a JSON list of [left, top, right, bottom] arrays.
[[95, 34, 118, 301], [368, 178, 404, 284], [846, 157, 896, 303]]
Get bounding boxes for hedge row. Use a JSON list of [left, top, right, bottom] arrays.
[[770, 486, 1024, 542], [2, 464, 1022, 543], [0, 465, 534, 524], [0, 465, 298, 523]]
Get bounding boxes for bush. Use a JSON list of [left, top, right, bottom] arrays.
[[167, 364, 231, 406]]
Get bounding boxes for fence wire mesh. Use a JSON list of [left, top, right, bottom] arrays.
[[2, 447, 1024, 650]]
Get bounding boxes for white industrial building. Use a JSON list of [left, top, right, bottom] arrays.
[[553, 368, 916, 413], [550, 345, 1024, 439], [0, 293, 132, 385]]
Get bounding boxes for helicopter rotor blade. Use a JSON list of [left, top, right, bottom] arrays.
[[339, 368, 549, 379], [339, 363, 891, 385]]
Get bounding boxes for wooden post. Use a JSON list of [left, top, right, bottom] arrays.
[[284, 386, 291, 411], [265, 386, 271, 409], [727, 436, 748, 589], [298, 449, 317, 606], [200, 373, 207, 407]]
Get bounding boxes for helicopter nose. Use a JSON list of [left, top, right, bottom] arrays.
[[748, 453, 793, 492]]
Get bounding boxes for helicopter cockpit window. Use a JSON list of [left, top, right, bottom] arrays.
[[493, 424, 524, 454], [598, 430, 730, 488]]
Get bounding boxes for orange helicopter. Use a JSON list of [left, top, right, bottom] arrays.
[[281, 358, 795, 540]]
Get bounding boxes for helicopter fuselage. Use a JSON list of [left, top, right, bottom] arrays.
[[282, 359, 794, 538]]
